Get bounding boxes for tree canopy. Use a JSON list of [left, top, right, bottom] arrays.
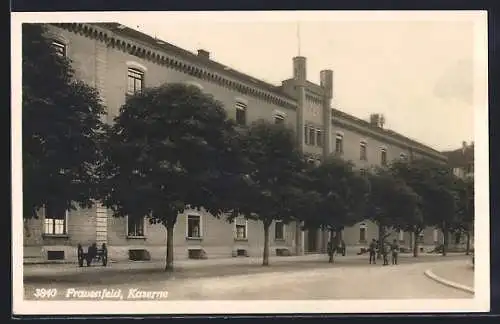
[[228, 120, 306, 265], [99, 83, 239, 270], [22, 23, 106, 218], [365, 167, 420, 244], [303, 157, 370, 236]]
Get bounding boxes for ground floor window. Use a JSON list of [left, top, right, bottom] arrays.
[[187, 215, 202, 238], [275, 221, 285, 240], [234, 217, 247, 239], [398, 229, 404, 242], [128, 216, 145, 237], [359, 223, 367, 242], [417, 231, 425, 243], [43, 204, 67, 235]]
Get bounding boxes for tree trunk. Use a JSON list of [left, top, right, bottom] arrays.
[[377, 224, 385, 260], [466, 231, 471, 256], [442, 227, 448, 256], [165, 224, 174, 271], [262, 221, 271, 266], [413, 229, 419, 257], [409, 232, 413, 251]]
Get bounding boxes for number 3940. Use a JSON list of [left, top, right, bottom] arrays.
[[33, 288, 57, 299]]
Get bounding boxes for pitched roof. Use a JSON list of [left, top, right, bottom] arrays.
[[91, 22, 444, 158], [332, 109, 444, 157], [96, 23, 294, 101]]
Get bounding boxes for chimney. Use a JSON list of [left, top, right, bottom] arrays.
[[320, 69, 333, 99], [369, 114, 380, 127], [197, 49, 210, 59], [462, 141, 467, 153]]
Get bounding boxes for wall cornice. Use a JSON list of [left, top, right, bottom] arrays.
[[50, 23, 297, 110]]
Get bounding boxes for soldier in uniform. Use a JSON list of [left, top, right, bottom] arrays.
[[327, 239, 336, 263]]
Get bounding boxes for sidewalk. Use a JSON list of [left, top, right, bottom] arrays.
[[428, 261, 474, 290]]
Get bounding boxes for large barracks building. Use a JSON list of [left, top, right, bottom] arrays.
[[23, 23, 452, 262]]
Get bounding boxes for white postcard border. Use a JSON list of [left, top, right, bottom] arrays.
[[11, 10, 490, 315]]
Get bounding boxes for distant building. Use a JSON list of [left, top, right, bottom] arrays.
[[24, 23, 448, 262], [443, 141, 474, 179], [442, 141, 475, 250]]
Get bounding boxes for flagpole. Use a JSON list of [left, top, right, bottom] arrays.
[[297, 22, 301, 56]]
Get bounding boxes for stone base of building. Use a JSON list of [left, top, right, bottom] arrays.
[[23, 244, 298, 263]]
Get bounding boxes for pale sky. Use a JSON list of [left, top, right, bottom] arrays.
[[117, 15, 477, 151]]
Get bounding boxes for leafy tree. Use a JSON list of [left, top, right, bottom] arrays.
[[227, 120, 306, 266], [365, 168, 420, 256], [389, 160, 433, 257], [394, 159, 458, 256], [22, 23, 106, 219], [303, 157, 370, 262], [451, 176, 474, 255], [99, 83, 239, 271]]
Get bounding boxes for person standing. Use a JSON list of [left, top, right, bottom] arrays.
[[391, 239, 399, 265], [341, 239, 346, 256], [382, 241, 389, 266], [327, 238, 335, 263], [368, 239, 377, 264]]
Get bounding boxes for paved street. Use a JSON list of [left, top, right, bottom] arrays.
[[23, 254, 473, 300]]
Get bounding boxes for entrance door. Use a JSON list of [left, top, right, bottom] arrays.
[[307, 229, 318, 252]]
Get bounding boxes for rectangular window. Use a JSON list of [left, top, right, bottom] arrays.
[[127, 217, 145, 237], [51, 40, 66, 57], [187, 215, 201, 238], [359, 224, 367, 242], [127, 68, 144, 95], [275, 221, 285, 240], [417, 231, 425, 243], [309, 127, 316, 146], [304, 125, 309, 145], [400, 153, 407, 161], [44, 204, 67, 235], [381, 148, 387, 166], [398, 229, 404, 242], [360, 141, 367, 160], [433, 229, 439, 243], [335, 134, 343, 154], [235, 101, 247, 126], [316, 129, 323, 147], [274, 114, 285, 125], [234, 217, 247, 240]]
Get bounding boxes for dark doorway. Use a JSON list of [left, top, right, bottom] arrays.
[[307, 229, 318, 252]]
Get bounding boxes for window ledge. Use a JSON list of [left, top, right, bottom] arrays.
[[42, 234, 69, 239], [186, 237, 203, 241], [127, 235, 146, 240], [274, 238, 286, 242], [234, 238, 248, 242]]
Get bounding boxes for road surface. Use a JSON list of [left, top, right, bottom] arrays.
[[23, 256, 472, 300]]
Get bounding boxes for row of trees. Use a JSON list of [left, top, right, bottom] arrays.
[[22, 24, 474, 271]]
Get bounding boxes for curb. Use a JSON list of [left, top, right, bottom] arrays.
[[424, 269, 474, 295]]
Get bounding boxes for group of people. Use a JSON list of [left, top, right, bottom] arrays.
[[368, 238, 399, 266]]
